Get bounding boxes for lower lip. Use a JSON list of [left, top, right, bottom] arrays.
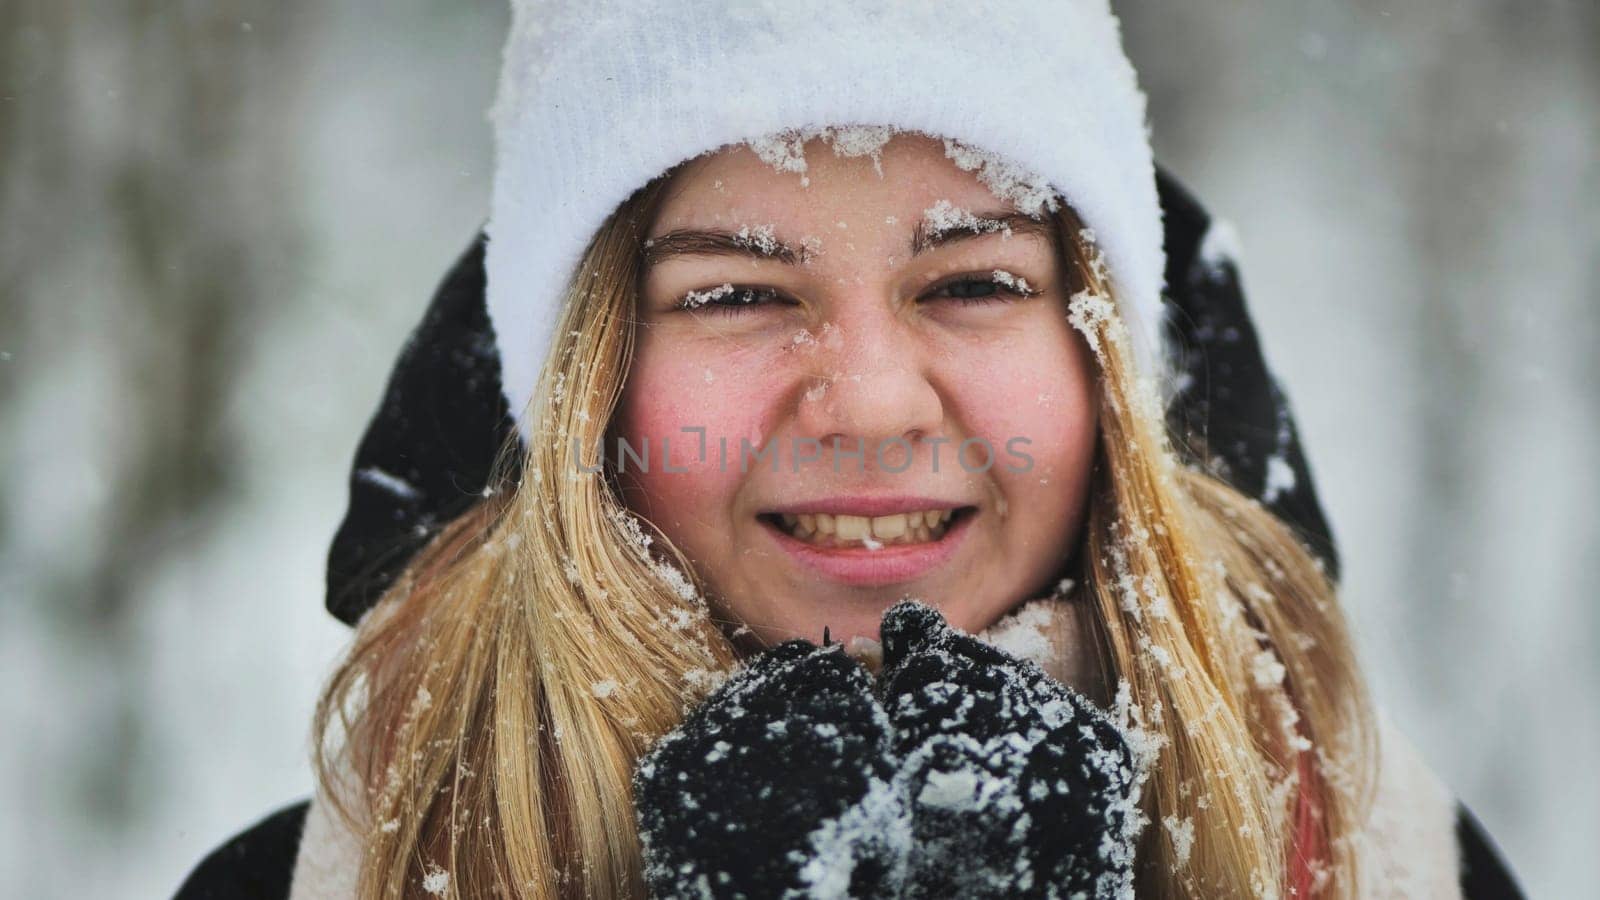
[[761, 513, 974, 586]]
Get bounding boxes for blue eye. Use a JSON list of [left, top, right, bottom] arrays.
[[927, 271, 1042, 305], [674, 284, 788, 314]]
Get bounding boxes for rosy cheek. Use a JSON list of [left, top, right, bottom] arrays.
[[944, 342, 1096, 478], [614, 349, 784, 516]]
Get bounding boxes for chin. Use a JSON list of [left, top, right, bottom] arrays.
[[813, 590, 990, 644], [929, 601, 1007, 636], [727, 580, 1025, 650], [805, 598, 895, 645], [728, 593, 895, 648]]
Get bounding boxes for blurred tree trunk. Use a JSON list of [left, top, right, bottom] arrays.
[[1, 0, 304, 830]]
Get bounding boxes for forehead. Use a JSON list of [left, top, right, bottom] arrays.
[[649, 132, 1028, 239]]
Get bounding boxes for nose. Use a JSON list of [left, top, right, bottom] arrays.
[[793, 308, 945, 461]]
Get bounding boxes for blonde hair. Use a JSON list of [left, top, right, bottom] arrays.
[[313, 170, 1376, 899]]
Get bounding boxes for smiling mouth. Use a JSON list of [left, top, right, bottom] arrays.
[[758, 507, 978, 548]]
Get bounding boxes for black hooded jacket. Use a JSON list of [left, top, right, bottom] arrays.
[[173, 168, 1525, 899]]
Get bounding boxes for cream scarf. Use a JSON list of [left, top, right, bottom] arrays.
[[288, 596, 1462, 898]]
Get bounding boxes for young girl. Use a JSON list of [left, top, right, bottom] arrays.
[[177, 2, 1523, 898]]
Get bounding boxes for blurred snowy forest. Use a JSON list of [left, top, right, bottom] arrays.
[[2, 2, 1595, 896]]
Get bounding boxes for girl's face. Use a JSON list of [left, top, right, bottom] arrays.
[[614, 132, 1099, 648]]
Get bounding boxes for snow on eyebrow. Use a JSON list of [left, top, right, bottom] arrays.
[[914, 201, 1056, 257], [920, 199, 1014, 241], [734, 223, 780, 255]]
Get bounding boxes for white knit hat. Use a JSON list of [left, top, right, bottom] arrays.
[[487, 0, 1169, 441]]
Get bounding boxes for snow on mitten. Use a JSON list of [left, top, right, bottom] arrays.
[[876, 600, 1138, 899], [632, 638, 909, 899]]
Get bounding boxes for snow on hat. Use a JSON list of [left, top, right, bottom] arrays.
[[485, 0, 1171, 443]]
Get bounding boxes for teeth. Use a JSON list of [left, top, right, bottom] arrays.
[[774, 508, 961, 547], [872, 513, 907, 539], [834, 515, 869, 541]]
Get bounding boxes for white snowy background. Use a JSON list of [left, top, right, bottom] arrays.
[[2, 2, 1595, 897]]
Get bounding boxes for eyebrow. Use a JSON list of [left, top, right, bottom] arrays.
[[910, 211, 1053, 256], [641, 209, 1052, 269], [642, 229, 810, 267]]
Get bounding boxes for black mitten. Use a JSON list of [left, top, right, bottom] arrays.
[[634, 603, 1139, 899], [632, 638, 907, 899], [877, 600, 1138, 899]]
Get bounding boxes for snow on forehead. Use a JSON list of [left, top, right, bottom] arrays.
[[734, 125, 1061, 218]]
